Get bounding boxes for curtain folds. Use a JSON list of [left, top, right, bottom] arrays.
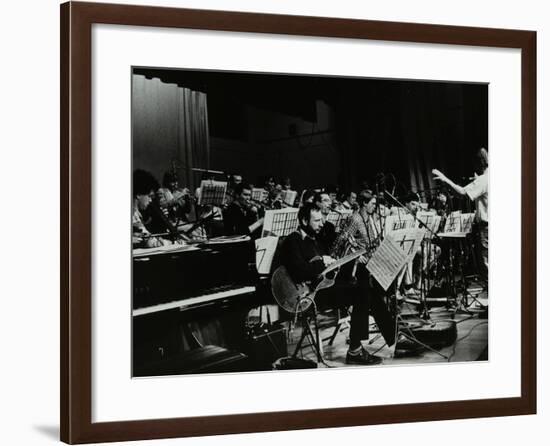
[[178, 87, 210, 191], [133, 74, 210, 191]]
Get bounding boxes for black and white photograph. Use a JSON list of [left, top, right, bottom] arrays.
[[131, 67, 489, 377]]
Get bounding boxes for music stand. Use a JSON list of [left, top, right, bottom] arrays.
[[281, 189, 297, 207], [326, 209, 353, 232], [198, 180, 227, 206], [379, 192, 453, 358], [255, 236, 279, 276], [261, 208, 299, 238], [366, 230, 448, 359], [251, 188, 267, 203], [384, 214, 415, 237], [437, 210, 486, 315], [415, 212, 442, 316]]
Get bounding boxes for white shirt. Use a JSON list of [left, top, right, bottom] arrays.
[[464, 169, 488, 223]]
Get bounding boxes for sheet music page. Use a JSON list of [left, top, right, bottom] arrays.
[[366, 236, 408, 291], [443, 212, 463, 233], [262, 208, 299, 237], [384, 214, 415, 236], [281, 189, 297, 206], [255, 236, 279, 275], [326, 210, 341, 227], [327, 209, 352, 231], [388, 227, 426, 264], [252, 188, 267, 203], [416, 212, 441, 239], [337, 209, 353, 231], [460, 213, 475, 233], [198, 180, 227, 206]]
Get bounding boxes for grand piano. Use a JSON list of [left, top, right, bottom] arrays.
[[132, 235, 275, 376]]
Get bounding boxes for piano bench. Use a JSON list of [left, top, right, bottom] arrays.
[[133, 345, 250, 377]]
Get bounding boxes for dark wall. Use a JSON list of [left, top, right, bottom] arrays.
[[334, 80, 488, 195], [133, 68, 488, 196]]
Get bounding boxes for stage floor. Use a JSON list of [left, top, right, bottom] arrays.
[[286, 291, 488, 368]]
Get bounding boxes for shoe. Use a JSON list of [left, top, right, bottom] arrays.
[[346, 348, 383, 366]]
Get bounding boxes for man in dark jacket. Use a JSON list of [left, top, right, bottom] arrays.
[[280, 203, 396, 366], [223, 183, 260, 236]]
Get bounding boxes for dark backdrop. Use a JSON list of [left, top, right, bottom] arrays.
[[133, 67, 487, 200]]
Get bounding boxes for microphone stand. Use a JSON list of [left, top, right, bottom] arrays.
[[183, 210, 218, 237], [375, 178, 385, 241], [383, 190, 438, 320], [150, 203, 190, 243], [364, 195, 449, 359]]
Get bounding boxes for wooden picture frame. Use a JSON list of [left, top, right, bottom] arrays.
[[60, 1, 536, 443]]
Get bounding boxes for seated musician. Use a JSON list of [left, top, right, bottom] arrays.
[[264, 183, 284, 209], [376, 193, 392, 217], [157, 172, 192, 225], [431, 190, 450, 232], [300, 189, 316, 205], [223, 183, 260, 236], [398, 192, 441, 295], [282, 176, 292, 191], [404, 191, 420, 216], [133, 169, 169, 249], [324, 184, 339, 209], [338, 191, 358, 212], [280, 202, 397, 365], [264, 175, 276, 195], [225, 173, 243, 206], [432, 190, 450, 216], [314, 192, 337, 251]]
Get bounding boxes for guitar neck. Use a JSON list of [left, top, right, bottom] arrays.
[[322, 248, 366, 274]]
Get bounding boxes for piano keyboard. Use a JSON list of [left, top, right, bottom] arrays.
[[133, 285, 256, 317]]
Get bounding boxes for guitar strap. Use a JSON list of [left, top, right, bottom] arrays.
[[359, 212, 374, 247]]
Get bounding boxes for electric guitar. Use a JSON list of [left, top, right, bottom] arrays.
[[271, 248, 366, 314]]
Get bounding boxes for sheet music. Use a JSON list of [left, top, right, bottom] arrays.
[[460, 213, 475, 233], [252, 188, 267, 203], [388, 227, 426, 264], [443, 211, 464, 233], [262, 208, 299, 237], [366, 236, 408, 291], [326, 209, 353, 232], [255, 236, 279, 275], [384, 214, 415, 236], [198, 180, 227, 206], [281, 190, 297, 207], [415, 212, 441, 239]]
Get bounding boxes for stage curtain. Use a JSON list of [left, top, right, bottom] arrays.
[[178, 87, 210, 191], [132, 74, 210, 191]]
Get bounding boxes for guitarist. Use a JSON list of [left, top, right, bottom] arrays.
[[280, 202, 394, 365]]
